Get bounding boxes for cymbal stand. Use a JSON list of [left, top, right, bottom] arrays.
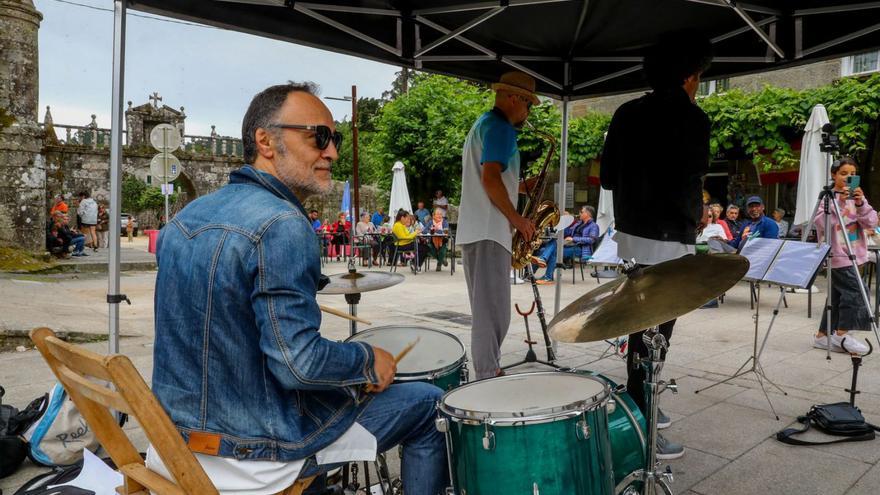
[[345, 259, 361, 337], [502, 301, 562, 370], [615, 327, 676, 495], [694, 284, 788, 420]]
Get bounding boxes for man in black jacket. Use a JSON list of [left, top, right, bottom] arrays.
[[600, 30, 713, 460]]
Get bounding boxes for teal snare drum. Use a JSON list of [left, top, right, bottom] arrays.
[[576, 371, 647, 491], [437, 372, 614, 495], [345, 325, 467, 390]]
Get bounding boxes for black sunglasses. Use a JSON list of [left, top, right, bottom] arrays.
[[270, 124, 343, 150]]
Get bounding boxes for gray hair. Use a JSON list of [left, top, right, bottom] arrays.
[[581, 205, 596, 218], [241, 81, 319, 164], [774, 208, 786, 216], [726, 204, 740, 212]]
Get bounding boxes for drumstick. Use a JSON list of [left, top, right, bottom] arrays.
[[319, 304, 372, 325], [365, 338, 421, 393], [394, 337, 421, 364]]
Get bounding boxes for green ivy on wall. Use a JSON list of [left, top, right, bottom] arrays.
[[699, 73, 880, 170]]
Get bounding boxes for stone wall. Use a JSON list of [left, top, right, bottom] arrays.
[[0, 0, 43, 250]]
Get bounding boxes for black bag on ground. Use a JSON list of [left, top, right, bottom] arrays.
[[0, 386, 28, 479], [777, 402, 880, 446]]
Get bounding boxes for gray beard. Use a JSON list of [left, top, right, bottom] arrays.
[[274, 141, 333, 199]]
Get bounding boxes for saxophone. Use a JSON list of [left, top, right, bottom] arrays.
[[511, 122, 560, 269]]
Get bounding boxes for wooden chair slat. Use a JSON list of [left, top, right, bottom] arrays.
[[55, 365, 133, 415], [119, 463, 187, 495], [44, 335, 114, 381]]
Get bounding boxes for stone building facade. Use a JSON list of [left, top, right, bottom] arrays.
[[0, 0, 386, 250]]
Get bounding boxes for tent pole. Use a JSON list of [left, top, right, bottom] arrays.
[[108, 0, 127, 353], [351, 85, 360, 224], [554, 96, 569, 315]]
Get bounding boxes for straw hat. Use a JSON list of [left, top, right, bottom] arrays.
[[491, 71, 540, 105]]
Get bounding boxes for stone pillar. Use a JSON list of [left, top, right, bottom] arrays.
[[0, 0, 44, 251]]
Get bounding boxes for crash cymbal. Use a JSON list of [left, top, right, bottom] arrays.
[[549, 254, 749, 343], [319, 271, 405, 295]]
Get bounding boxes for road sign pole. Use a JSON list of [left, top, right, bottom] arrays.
[[163, 128, 170, 225]]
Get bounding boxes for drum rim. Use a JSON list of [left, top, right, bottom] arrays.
[[344, 325, 467, 379], [439, 371, 610, 425]]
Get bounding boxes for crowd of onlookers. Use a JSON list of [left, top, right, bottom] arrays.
[[308, 190, 452, 271], [45, 191, 109, 258]]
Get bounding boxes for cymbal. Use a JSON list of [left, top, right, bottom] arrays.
[[318, 271, 405, 295], [549, 254, 749, 343]]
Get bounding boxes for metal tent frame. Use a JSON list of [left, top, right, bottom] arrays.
[[105, 0, 880, 345]]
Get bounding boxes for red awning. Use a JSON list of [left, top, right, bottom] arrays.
[[760, 170, 799, 185]]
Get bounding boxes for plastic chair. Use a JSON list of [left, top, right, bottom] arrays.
[[29, 327, 314, 495]]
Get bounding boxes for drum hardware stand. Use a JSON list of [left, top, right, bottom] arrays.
[[615, 327, 676, 495], [503, 300, 563, 370], [695, 283, 788, 420], [844, 339, 873, 407], [344, 259, 362, 337]]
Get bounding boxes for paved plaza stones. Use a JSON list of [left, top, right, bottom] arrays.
[[2, 255, 880, 494]]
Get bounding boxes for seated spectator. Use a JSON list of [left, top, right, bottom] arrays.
[[391, 210, 428, 270], [698, 209, 733, 250], [531, 205, 600, 284], [356, 212, 380, 265], [46, 218, 69, 258], [730, 196, 779, 249], [720, 204, 742, 239], [56, 213, 87, 257], [329, 212, 351, 260], [772, 208, 789, 238], [308, 209, 322, 232], [414, 201, 431, 226], [371, 207, 385, 227], [49, 194, 68, 216], [708, 203, 732, 240], [426, 208, 450, 271]]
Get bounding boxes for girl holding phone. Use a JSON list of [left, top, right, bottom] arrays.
[[814, 157, 878, 354]]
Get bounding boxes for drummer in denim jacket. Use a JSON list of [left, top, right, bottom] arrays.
[[149, 82, 447, 494]]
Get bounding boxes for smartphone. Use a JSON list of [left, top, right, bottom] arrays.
[[847, 175, 861, 190]]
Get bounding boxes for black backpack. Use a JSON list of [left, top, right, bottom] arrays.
[[0, 386, 29, 480], [777, 402, 880, 446]]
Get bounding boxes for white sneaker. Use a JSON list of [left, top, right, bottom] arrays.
[[838, 333, 870, 354], [813, 334, 844, 352]]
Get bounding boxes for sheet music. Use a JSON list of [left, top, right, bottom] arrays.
[[763, 241, 830, 289], [740, 237, 784, 282]]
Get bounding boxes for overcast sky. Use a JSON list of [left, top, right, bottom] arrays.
[[34, 0, 400, 136]]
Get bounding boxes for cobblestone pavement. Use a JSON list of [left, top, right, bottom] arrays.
[[2, 257, 880, 494]]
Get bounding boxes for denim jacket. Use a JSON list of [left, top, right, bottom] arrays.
[[152, 166, 378, 462]]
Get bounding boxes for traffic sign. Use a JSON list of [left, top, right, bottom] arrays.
[[149, 123, 181, 152], [150, 153, 182, 183]]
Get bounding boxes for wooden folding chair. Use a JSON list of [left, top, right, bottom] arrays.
[[30, 327, 314, 495]]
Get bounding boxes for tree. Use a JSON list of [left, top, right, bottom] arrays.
[[121, 174, 146, 213], [368, 73, 493, 201]]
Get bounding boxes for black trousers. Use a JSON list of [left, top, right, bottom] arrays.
[[626, 318, 675, 415]]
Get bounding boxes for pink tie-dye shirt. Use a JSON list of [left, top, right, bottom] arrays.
[[814, 196, 879, 269]]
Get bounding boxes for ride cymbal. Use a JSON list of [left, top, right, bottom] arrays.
[[549, 254, 749, 343], [318, 271, 405, 295]]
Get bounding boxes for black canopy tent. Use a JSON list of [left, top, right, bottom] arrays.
[[103, 0, 880, 343]]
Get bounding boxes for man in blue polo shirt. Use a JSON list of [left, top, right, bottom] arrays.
[[371, 207, 385, 227], [730, 196, 778, 249]]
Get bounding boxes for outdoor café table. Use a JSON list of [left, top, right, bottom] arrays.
[[361, 231, 393, 268], [417, 232, 456, 275]]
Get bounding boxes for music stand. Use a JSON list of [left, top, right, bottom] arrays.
[[696, 239, 829, 419]]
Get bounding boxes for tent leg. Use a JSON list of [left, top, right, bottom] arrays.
[[108, 0, 127, 353], [553, 96, 569, 316]]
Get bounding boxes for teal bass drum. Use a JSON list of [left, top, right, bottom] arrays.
[[437, 372, 615, 495], [575, 371, 647, 492], [344, 325, 467, 390]]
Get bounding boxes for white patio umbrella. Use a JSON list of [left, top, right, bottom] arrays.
[[597, 187, 615, 235], [793, 104, 830, 228], [389, 161, 413, 216]]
